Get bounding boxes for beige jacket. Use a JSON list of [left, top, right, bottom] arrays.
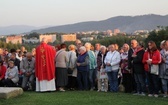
[[55, 49, 69, 68], [67, 51, 77, 77]]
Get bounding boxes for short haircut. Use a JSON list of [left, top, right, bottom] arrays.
[[79, 46, 86, 52], [60, 43, 67, 49]]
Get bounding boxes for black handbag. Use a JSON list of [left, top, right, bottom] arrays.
[[67, 52, 73, 74]]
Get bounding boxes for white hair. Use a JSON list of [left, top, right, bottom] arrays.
[[84, 42, 91, 47], [160, 40, 165, 46], [100, 45, 106, 50], [79, 46, 86, 52]]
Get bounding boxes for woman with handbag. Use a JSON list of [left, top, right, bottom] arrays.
[[97, 46, 108, 92], [67, 44, 77, 90], [104, 44, 121, 92], [55, 43, 69, 92], [142, 41, 161, 97]]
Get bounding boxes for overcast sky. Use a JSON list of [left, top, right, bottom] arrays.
[[0, 0, 168, 27]]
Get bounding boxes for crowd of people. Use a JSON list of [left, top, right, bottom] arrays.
[[0, 38, 168, 98]]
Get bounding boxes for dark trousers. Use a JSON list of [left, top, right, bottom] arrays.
[[146, 71, 159, 94], [77, 71, 88, 90], [0, 79, 5, 87], [122, 73, 133, 93], [134, 73, 146, 93], [67, 76, 77, 89], [3, 79, 16, 87]]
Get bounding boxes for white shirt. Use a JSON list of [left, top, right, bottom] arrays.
[[104, 50, 121, 70]]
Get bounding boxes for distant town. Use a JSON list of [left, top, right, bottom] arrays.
[[0, 28, 152, 44]]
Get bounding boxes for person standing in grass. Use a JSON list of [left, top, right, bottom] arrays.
[[76, 46, 89, 90], [85, 42, 97, 91], [132, 44, 146, 96], [55, 43, 69, 92], [97, 46, 108, 92], [160, 40, 168, 98], [104, 44, 121, 92], [142, 41, 161, 97], [35, 38, 56, 92], [120, 43, 133, 93]]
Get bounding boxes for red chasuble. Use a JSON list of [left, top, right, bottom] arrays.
[[35, 42, 56, 81]]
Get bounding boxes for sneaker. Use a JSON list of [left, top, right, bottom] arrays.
[[133, 92, 140, 95], [140, 92, 146, 96], [59, 88, 65, 92], [163, 94, 167, 98], [104, 90, 107, 92], [148, 94, 153, 97], [97, 90, 101, 92], [154, 94, 158, 98]]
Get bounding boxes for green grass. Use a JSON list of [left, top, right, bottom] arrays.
[[0, 91, 167, 105]]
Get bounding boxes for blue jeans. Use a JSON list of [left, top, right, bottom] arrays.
[[134, 73, 146, 93], [107, 70, 118, 92], [89, 69, 95, 89], [161, 79, 168, 93], [146, 71, 159, 94], [77, 71, 88, 90]]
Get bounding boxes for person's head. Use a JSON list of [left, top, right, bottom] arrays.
[[110, 44, 116, 52], [91, 45, 94, 51], [95, 43, 101, 51], [122, 43, 130, 52], [10, 53, 16, 60], [68, 44, 76, 51], [84, 42, 91, 51], [137, 43, 144, 49], [8, 60, 15, 68], [148, 41, 157, 52], [60, 43, 67, 50], [10, 48, 16, 53], [55, 44, 61, 51], [164, 40, 168, 50], [42, 37, 48, 44], [79, 46, 86, 55], [100, 46, 106, 54], [114, 44, 119, 51], [160, 40, 165, 50], [0, 60, 3, 66], [26, 52, 33, 61], [131, 39, 138, 49], [31, 48, 36, 56], [119, 47, 124, 54], [18, 51, 24, 57], [75, 39, 81, 45], [21, 46, 26, 52], [0, 48, 3, 55]]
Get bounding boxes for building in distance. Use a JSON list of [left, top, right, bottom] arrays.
[[61, 34, 76, 43], [39, 34, 56, 43], [6, 35, 22, 44]]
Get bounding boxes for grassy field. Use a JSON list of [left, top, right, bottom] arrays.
[[0, 91, 167, 105]]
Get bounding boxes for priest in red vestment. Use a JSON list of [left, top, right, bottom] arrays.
[[35, 38, 56, 92]]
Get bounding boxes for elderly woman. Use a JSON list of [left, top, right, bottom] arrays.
[[160, 40, 168, 98], [55, 43, 69, 92], [3, 60, 19, 87], [85, 42, 96, 90], [0, 60, 7, 87], [120, 43, 133, 93], [97, 46, 108, 92], [76, 46, 89, 90], [104, 44, 121, 92], [67, 44, 77, 90]]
